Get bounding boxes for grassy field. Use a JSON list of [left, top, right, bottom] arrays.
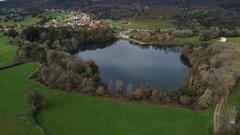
[[220, 81, 240, 128], [229, 37, 240, 44], [222, 81, 240, 114], [223, 38, 240, 108], [0, 15, 41, 27], [0, 117, 42, 135], [176, 36, 200, 44], [0, 10, 69, 32], [0, 36, 17, 67], [0, 63, 213, 135], [226, 82, 240, 108], [107, 19, 176, 30]]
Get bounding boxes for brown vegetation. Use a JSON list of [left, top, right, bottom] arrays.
[[180, 42, 240, 108]]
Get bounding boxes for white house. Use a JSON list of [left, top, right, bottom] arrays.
[[220, 37, 227, 42]]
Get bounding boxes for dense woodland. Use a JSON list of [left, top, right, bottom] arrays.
[[1, 0, 240, 9], [83, 5, 142, 20], [14, 26, 115, 95], [173, 8, 240, 30], [181, 43, 240, 108]]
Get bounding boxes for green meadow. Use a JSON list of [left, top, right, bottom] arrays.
[[0, 63, 213, 135], [0, 36, 17, 67], [0, 15, 41, 27], [107, 19, 175, 30], [0, 23, 213, 135]]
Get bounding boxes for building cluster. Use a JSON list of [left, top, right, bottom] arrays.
[[44, 11, 109, 29]]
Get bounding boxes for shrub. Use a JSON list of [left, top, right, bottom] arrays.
[[151, 90, 160, 101], [96, 86, 107, 96], [128, 88, 152, 100], [22, 26, 41, 42], [132, 30, 151, 42], [179, 96, 192, 106], [25, 89, 46, 109], [172, 29, 193, 38], [115, 80, 124, 96], [5, 28, 18, 38], [199, 30, 214, 41]]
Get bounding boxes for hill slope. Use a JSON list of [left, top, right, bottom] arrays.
[[0, 0, 231, 8]]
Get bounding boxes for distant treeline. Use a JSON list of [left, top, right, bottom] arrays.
[[1, 0, 240, 10]]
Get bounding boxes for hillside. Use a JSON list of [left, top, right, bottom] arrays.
[[1, 0, 238, 9]]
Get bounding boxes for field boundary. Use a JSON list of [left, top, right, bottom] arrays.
[[0, 62, 25, 71]]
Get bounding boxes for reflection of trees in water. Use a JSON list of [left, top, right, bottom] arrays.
[[79, 39, 181, 53], [152, 45, 181, 53], [78, 39, 189, 93], [107, 79, 164, 95], [78, 40, 117, 51], [130, 41, 181, 53], [180, 55, 191, 67], [129, 41, 190, 66]]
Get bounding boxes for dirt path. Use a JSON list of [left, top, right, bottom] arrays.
[[118, 31, 149, 45], [213, 97, 227, 133]]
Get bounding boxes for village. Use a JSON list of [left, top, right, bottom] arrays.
[[44, 11, 110, 29], [0, 10, 111, 34]]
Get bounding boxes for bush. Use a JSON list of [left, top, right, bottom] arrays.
[[22, 26, 41, 42], [115, 80, 124, 96], [96, 86, 107, 96], [179, 96, 192, 106], [199, 30, 214, 41], [25, 89, 46, 109], [128, 88, 152, 100], [172, 29, 193, 38], [132, 30, 151, 42], [5, 28, 18, 38], [151, 90, 160, 101]]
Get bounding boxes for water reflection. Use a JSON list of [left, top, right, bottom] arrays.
[[76, 40, 188, 90]]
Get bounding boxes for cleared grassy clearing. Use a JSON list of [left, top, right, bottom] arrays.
[[0, 63, 213, 135], [107, 19, 175, 30], [0, 36, 17, 67], [176, 36, 200, 44]]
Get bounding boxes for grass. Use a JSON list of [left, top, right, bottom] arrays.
[[0, 117, 42, 135], [41, 10, 69, 19], [221, 81, 240, 125], [0, 15, 41, 27], [228, 37, 240, 44], [0, 62, 213, 135], [0, 36, 17, 67], [107, 19, 175, 30], [176, 36, 201, 44], [0, 10, 69, 32], [227, 82, 240, 107], [222, 81, 240, 114]]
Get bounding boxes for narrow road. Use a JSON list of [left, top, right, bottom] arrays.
[[213, 97, 227, 133], [118, 31, 148, 45]]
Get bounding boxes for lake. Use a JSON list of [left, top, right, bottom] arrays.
[[76, 40, 188, 90]]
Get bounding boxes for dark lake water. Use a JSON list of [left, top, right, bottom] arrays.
[[76, 40, 188, 90]]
